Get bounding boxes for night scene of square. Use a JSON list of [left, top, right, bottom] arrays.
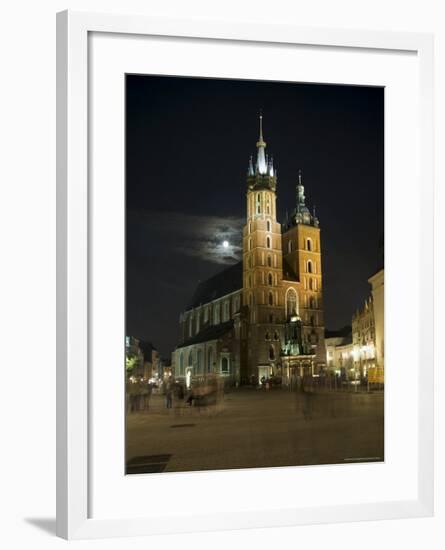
[[125, 75, 384, 475]]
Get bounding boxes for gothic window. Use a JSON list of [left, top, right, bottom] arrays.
[[267, 255, 272, 267], [268, 292, 274, 306], [221, 357, 229, 374], [207, 348, 213, 373], [286, 288, 298, 318], [306, 238, 312, 251], [268, 273, 273, 286], [267, 220, 271, 232], [224, 300, 230, 321], [266, 236, 271, 249], [269, 345, 275, 360], [307, 260, 313, 273]]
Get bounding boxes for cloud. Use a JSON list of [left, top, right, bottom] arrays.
[[128, 210, 244, 265]]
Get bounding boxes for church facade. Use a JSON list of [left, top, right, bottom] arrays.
[[172, 116, 326, 387]]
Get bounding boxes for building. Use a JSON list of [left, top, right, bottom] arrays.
[[172, 116, 326, 387], [352, 296, 376, 379], [325, 326, 354, 377], [368, 268, 384, 384]]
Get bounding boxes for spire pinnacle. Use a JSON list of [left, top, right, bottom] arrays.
[[256, 112, 266, 149]]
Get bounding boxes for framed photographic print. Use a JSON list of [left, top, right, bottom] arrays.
[[56, 10, 434, 539]]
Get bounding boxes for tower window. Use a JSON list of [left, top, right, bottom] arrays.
[[306, 238, 313, 251], [267, 255, 272, 267], [267, 220, 271, 232], [269, 345, 275, 361], [268, 292, 274, 306], [266, 236, 271, 249], [309, 278, 313, 291], [307, 260, 313, 273], [268, 273, 273, 286], [286, 288, 298, 318]]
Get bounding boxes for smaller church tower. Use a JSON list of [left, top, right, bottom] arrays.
[[282, 170, 325, 366]]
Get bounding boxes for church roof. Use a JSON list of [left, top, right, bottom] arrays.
[[186, 261, 243, 309], [177, 319, 235, 349]]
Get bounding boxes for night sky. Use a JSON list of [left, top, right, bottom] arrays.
[[126, 75, 384, 358]]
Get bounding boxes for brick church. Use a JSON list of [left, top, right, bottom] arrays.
[[172, 116, 326, 387]]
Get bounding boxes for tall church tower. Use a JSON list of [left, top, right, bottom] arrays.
[[242, 116, 284, 381]]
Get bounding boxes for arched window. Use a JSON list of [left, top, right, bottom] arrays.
[[267, 220, 271, 232], [269, 345, 275, 361], [207, 348, 213, 373], [266, 236, 271, 249], [268, 292, 274, 306], [179, 352, 184, 375], [268, 273, 273, 286], [221, 357, 229, 374], [306, 238, 312, 251], [288, 241, 293, 253], [286, 288, 298, 318], [307, 260, 313, 273], [197, 349, 202, 374], [267, 255, 272, 267]]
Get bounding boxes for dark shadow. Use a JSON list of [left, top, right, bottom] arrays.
[[25, 518, 57, 536]]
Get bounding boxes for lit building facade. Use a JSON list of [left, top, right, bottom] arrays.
[[172, 116, 326, 386]]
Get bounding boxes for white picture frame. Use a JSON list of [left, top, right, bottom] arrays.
[[56, 10, 434, 540]]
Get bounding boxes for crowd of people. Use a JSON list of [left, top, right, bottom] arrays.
[[126, 375, 225, 414]]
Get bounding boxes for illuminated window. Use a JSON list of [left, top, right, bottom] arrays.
[[207, 348, 213, 373], [179, 352, 184, 375], [221, 357, 229, 374], [286, 288, 298, 318]]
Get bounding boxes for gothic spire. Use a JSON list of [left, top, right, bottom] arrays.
[[256, 113, 267, 175]]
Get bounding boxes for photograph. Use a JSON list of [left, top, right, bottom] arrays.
[[124, 74, 385, 475]]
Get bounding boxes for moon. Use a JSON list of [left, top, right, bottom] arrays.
[[222, 240, 229, 249]]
